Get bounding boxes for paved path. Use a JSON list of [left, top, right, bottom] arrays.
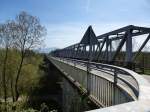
[[143, 75, 150, 83]]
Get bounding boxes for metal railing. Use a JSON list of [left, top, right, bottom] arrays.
[[49, 56, 141, 107]]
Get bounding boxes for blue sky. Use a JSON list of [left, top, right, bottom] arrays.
[[0, 0, 150, 48]]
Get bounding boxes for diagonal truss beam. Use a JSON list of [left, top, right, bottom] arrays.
[[111, 33, 127, 61], [132, 34, 150, 61], [51, 25, 150, 67]]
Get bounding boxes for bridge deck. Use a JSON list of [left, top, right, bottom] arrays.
[[49, 57, 150, 112], [86, 100, 150, 112], [64, 59, 138, 100], [143, 75, 150, 83], [50, 25, 150, 111]]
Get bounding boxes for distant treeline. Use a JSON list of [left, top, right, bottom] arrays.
[[108, 51, 150, 74]]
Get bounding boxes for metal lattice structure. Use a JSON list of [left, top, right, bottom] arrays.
[[51, 25, 150, 69], [49, 25, 150, 111]]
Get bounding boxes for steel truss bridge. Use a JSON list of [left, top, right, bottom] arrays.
[[49, 25, 150, 112]]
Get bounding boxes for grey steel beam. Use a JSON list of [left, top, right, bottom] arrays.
[[125, 30, 133, 63], [52, 25, 150, 66], [105, 36, 109, 61], [111, 33, 127, 62], [97, 25, 133, 39], [110, 31, 149, 41], [96, 38, 106, 61], [97, 25, 150, 39], [133, 26, 150, 32], [94, 42, 101, 60], [108, 39, 112, 61], [132, 34, 150, 61]]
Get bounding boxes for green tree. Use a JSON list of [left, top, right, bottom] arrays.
[[0, 21, 18, 104], [14, 11, 46, 101]]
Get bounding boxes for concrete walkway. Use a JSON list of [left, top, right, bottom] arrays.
[[143, 75, 150, 83]]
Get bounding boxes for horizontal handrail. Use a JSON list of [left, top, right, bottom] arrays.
[[50, 56, 150, 108], [59, 57, 139, 98], [52, 57, 139, 100]]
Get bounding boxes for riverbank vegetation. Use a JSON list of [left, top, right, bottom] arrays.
[[0, 11, 56, 111]]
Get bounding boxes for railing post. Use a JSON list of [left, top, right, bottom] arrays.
[[87, 61, 91, 94], [113, 69, 118, 105]]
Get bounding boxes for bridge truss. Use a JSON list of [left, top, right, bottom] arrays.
[[50, 25, 150, 111], [52, 25, 150, 70]]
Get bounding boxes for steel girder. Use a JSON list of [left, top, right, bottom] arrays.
[[51, 25, 150, 67]]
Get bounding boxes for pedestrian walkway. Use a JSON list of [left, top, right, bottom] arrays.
[[143, 75, 150, 82]]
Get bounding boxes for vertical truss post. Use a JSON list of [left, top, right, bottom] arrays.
[[106, 36, 109, 62], [83, 45, 86, 60], [75, 44, 80, 59], [73, 45, 75, 58], [87, 30, 92, 93], [92, 45, 95, 60], [126, 29, 133, 68], [94, 42, 100, 61], [85, 45, 87, 60], [93, 45, 95, 55], [109, 39, 112, 62], [81, 46, 83, 59]]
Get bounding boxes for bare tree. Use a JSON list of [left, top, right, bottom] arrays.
[[0, 20, 17, 105], [14, 11, 46, 101]]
